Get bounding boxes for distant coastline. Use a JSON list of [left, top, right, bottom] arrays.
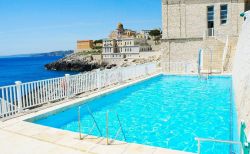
[[0, 50, 74, 58]]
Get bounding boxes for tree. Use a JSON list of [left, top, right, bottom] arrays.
[[149, 29, 161, 37], [94, 39, 103, 44], [149, 29, 162, 44]]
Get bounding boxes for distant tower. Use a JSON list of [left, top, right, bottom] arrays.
[[117, 22, 124, 38]]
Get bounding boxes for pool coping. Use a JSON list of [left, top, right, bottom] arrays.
[[0, 72, 194, 154]]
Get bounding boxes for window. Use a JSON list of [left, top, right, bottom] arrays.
[[220, 4, 228, 24], [207, 6, 214, 28]]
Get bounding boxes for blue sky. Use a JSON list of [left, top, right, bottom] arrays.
[[0, 0, 161, 56]]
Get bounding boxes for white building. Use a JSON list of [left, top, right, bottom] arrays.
[[102, 38, 152, 62], [136, 30, 151, 39]]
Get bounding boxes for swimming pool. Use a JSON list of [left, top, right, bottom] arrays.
[[29, 75, 239, 153]]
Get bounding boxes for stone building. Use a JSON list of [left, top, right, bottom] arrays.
[[75, 40, 94, 52], [161, 0, 250, 73], [109, 23, 137, 39], [136, 30, 151, 39], [103, 23, 161, 63], [102, 38, 152, 63]]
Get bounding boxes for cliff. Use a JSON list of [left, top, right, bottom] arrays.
[[45, 53, 107, 72], [45, 52, 160, 72]]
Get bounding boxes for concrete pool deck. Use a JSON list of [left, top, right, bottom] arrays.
[[0, 73, 194, 154]]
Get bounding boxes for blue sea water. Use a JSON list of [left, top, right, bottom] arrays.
[[0, 56, 77, 87], [32, 75, 239, 153]]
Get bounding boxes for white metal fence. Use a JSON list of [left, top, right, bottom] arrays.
[[162, 62, 197, 73], [0, 63, 158, 119]]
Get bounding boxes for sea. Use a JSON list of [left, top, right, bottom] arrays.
[[0, 56, 78, 87]]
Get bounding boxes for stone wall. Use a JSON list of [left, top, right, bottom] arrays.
[[161, 0, 245, 74], [139, 51, 161, 59], [233, 11, 250, 134], [162, 0, 244, 39], [76, 40, 94, 51], [161, 38, 202, 72]]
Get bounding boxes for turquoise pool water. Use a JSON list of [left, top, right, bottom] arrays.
[[31, 75, 238, 153]]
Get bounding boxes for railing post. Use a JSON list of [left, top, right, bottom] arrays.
[[96, 69, 101, 90], [185, 64, 188, 73], [15, 81, 23, 113], [119, 68, 123, 84], [145, 65, 149, 75], [106, 111, 109, 145], [197, 139, 201, 154], [65, 74, 70, 99]]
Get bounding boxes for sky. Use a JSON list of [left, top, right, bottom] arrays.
[[0, 0, 162, 56]]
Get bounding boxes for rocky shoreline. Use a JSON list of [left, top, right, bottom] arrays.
[[45, 53, 160, 72], [45, 53, 105, 72]]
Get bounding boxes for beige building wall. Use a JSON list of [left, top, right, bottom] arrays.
[[161, 39, 202, 72], [76, 40, 94, 52], [162, 0, 244, 39], [161, 0, 246, 73], [139, 51, 161, 59]]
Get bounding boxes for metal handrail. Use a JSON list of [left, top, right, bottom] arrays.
[[106, 111, 109, 145], [195, 137, 242, 154], [106, 110, 126, 145], [87, 106, 103, 136], [78, 107, 82, 140], [77, 106, 103, 140], [222, 35, 233, 72], [198, 49, 202, 76], [116, 112, 126, 141], [201, 46, 213, 76]]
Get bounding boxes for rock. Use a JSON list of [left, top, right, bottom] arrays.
[[45, 53, 108, 72], [45, 53, 160, 72], [106, 64, 117, 69]]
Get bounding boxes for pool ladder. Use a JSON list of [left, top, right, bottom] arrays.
[[106, 110, 126, 145], [198, 47, 213, 79], [77, 107, 126, 145], [78, 106, 102, 140]]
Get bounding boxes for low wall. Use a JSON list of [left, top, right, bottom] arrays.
[[232, 11, 250, 134], [161, 38, 202, 72], [139, 51, 161, 58]]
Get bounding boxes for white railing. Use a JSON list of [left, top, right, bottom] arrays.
[[0, 85, 19, 118], [0, 63, 158, 118], [195, 137, 242, 154], [203, 28, 215, 39], [162, 62, 197, 74], [208, 28, 214, 37], [222, 36, 230, 72]]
